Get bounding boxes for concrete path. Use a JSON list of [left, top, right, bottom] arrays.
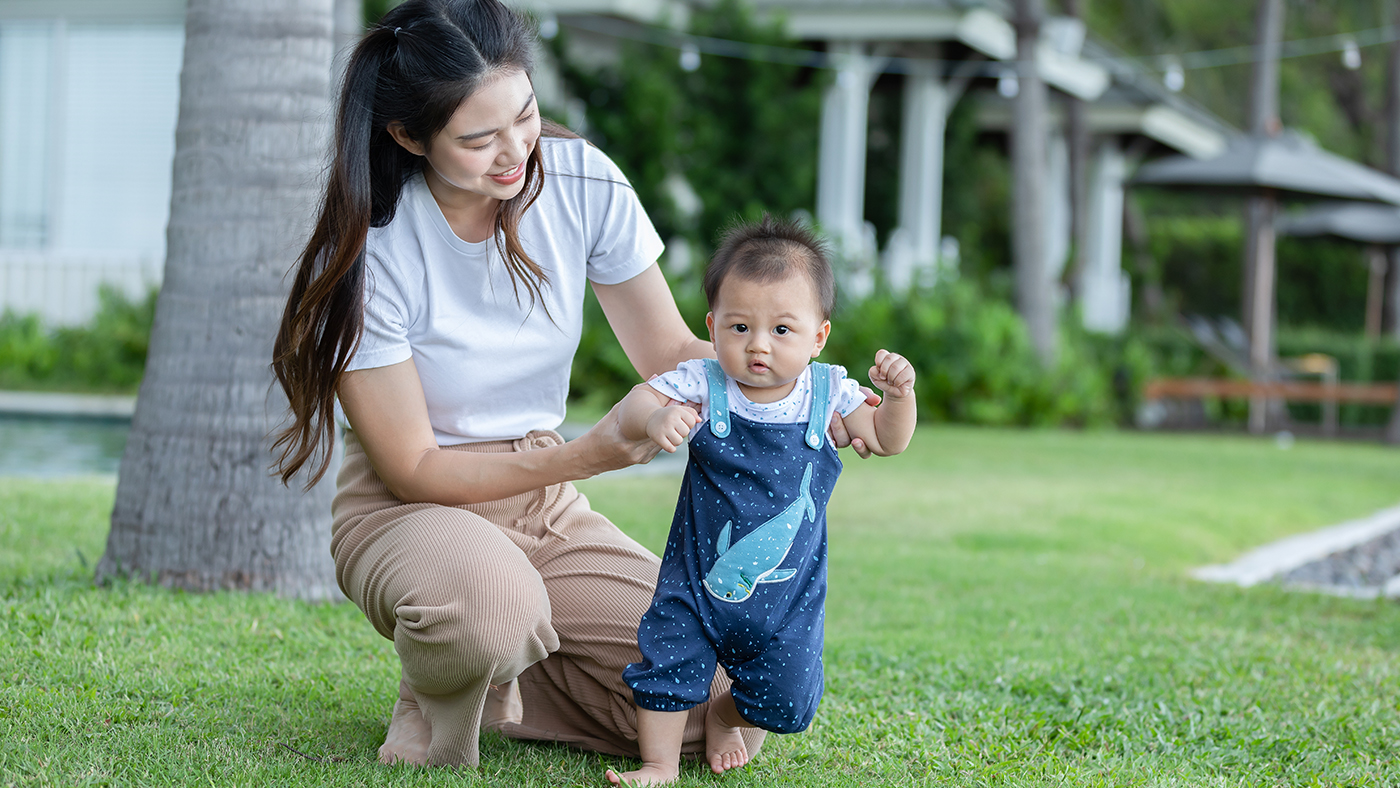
[[0, 390, 135, 419], [1193, 502, 1400, 597]]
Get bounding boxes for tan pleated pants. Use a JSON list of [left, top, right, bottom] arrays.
[[331, 429, 765, 767]]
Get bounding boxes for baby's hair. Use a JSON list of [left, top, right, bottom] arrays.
[[703, 214, 835, 320]]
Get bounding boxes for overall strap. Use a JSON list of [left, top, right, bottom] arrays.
[[805, 363, 831, 450], [704, 358, 731, 438]]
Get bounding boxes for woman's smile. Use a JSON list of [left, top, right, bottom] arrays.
[[489, 161, 526, 185]]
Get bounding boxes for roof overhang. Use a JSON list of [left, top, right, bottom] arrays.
[[763, 6, 1109, 100], [978, 97, 1228, 158], [514, 0, 685, 25]]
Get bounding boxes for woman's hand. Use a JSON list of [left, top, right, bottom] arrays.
[[570, 400, 667, 476]]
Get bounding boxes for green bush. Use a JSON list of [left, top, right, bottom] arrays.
[[571, 278, 1121, 427], [0, 285, 156, 394], [1139, 206, 1371, 333]]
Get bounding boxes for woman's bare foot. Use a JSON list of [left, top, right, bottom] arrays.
[[482, 679, 523, 731], [704, 700, 749, 775], [605, 764, 679, 786], [378, 696, 431, 766]]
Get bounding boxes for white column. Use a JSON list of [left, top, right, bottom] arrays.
[[1043, 130, 1071, 284], [885, 60, 949, 293], [817, 42, 878, 264], [1079, 139, 1130, 333]]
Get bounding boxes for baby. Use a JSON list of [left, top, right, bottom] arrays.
[[606, 216, 917, 786]]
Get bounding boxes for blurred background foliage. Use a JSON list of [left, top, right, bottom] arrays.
[[551, 0, 826, 254], [0, 286, 154, 394], [6, 0, 1391, 433]]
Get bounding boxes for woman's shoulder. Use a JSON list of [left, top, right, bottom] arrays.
[[540, 136, 635, 189]]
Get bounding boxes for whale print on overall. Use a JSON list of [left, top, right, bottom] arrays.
[[703, 463, 814, 603]]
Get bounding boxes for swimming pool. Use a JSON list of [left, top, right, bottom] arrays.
[[0, 415, 129, 477]]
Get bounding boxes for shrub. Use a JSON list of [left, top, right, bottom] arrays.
[[0, 285, 156, 394]]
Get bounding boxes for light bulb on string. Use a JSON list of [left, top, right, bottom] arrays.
[[997, 70, 1019, 98], [537, 11, 558, 40], [1342, 37, 1361, 70], [1163, 58, 1184, 92], [679, 43, 701, 72]]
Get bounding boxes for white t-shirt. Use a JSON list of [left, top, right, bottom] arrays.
[[348, 137, 664, 445], [648, 360, 866, 439]]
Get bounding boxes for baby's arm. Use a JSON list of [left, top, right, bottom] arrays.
[[619, 383, 701, 453], [836, 350, 917, 457]]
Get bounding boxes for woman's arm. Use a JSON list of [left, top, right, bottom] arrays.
[[339, 358, 662, 505], [592, 263, 713, 377]]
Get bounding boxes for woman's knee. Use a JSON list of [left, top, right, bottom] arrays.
[[394, 563, 558, 694]]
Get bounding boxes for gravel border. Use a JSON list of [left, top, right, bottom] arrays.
[[1192, 502, 1400, 598]]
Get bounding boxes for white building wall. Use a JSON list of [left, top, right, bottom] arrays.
[[0, 19, 182, 324], [0, 21, 53, 249]]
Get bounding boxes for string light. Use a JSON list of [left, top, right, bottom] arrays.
[[1342, 37, 1361, 70], [679, 43, 701, 72], [557, 15, 1400, 81], [537, 11, 559, 40], [997, 70, 1020, 98], [1163, 58, 1184, 92]]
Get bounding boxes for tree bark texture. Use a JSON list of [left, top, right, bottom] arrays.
[[97, 0, 341, 600], [332, 0, 363, 92], [1012, 0, 1056, 365]]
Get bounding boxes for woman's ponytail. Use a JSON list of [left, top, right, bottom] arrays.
[[271, 27, 398, 488]]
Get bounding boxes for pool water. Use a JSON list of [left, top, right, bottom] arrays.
[[0, 416, 129, 477]]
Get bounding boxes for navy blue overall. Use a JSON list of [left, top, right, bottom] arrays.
[[624, 360, 842, 734]]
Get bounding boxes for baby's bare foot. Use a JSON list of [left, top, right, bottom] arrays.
[[605, 764, 679, 786], [705, 702, 749, 775], [378, 697, 430, 766]]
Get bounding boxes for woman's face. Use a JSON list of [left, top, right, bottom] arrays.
[[393, 69, 541, 206]]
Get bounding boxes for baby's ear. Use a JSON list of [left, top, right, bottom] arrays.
[[811, 320, 831, 357]]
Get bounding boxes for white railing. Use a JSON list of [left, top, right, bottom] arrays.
[[0, 250, 163, 326]]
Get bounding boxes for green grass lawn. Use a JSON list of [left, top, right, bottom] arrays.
[[3, 427, 1399, 786]]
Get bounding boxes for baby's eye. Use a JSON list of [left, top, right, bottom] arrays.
[[774, 325, 790, 336], [733, 324, 748, 334]]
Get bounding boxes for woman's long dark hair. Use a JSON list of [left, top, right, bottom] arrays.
[[272, 0, 571, 487]]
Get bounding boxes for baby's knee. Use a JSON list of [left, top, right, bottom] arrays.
[[732, 681, 822, 735], [394, 567, 556, 694]]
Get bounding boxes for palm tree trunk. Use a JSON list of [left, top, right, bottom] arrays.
[[96, 0, 340, 600]]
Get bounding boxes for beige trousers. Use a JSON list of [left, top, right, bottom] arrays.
[[331, 429, 765, 767]]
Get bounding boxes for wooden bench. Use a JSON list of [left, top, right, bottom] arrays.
[[1142, 377, 1398, 436]]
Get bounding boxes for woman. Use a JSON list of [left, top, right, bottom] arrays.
[[273, 0, 866, 769]]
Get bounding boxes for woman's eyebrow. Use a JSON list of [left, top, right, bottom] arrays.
[[456, 93, 536, 141]]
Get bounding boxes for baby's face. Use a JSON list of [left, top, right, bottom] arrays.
[[705, 271, 830, 403]]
